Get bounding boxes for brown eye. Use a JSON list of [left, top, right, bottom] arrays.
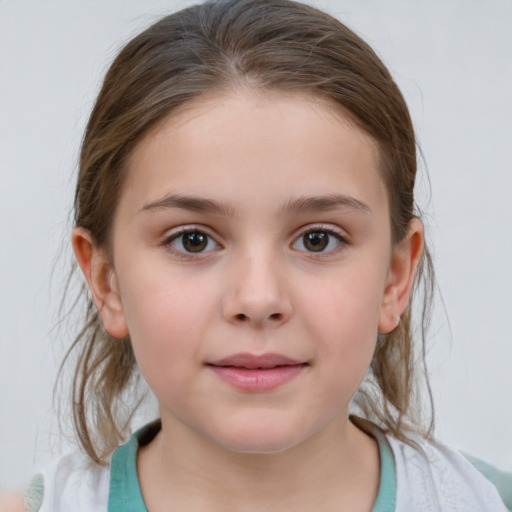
[[168, 230, 219, 254], [292, 229, 344, 253], [303, 231, 328, 252], [184, 231, 208, 252]]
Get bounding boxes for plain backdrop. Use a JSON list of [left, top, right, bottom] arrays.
[[1, 0, 511, 492]]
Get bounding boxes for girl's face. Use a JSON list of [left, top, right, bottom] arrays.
[[79, 90, 421, 454]]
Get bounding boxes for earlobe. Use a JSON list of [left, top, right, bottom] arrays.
[[71, 227, 129, 338], [378, 219, 424, 333]]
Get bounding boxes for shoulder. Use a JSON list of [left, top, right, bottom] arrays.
[[29, 452, 111, 512], [386, 434, 509, 512]]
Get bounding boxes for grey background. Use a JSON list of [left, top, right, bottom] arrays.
[[1, 0, 511, 491]]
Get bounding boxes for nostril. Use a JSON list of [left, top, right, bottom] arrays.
[[233, 312, 284, 322]]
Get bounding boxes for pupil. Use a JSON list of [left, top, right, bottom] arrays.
[[304, 232, 328, 252], [183, 232, 207, 252]]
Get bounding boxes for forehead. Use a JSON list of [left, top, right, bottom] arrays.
[[120, 89, 388, 219]]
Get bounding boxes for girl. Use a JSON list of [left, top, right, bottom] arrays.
[[7, 0, 510, 510]]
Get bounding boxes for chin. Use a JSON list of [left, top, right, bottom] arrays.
[[209, 420, 309, 455]]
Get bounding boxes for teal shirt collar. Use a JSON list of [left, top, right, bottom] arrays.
[[108, 421, 159, 512]]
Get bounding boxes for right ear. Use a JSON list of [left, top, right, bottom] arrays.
[[72, 227, 129, 338]]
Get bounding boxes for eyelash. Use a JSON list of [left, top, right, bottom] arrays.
[[162, 225, 348, 257]]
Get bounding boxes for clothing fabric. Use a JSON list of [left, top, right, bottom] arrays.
[[27, 420, 510, 512], [464, 453, 512, 508]]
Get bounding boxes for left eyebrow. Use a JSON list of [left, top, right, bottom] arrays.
[[140, 194, 235, 216], [281, 194, 371, 215]]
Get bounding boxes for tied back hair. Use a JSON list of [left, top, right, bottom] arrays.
[[60, 0, 435, 463]]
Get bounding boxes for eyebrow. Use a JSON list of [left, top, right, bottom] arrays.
[[140, 194, 235, 216], [281, 194, 371, 215], [140, 193, 370, 217]]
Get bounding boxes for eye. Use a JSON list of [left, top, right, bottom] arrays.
[[292, 228, 345, 253], [166, 229, 220, 254]]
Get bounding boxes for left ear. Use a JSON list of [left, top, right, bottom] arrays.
[[378, 218, 424, 333]]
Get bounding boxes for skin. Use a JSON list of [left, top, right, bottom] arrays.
[[73, 90, 423, 511], [0, 493, 24, 512]]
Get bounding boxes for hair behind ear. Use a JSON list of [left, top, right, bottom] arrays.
[[353, 228, 435, 443], [61, 229, 139, 462]]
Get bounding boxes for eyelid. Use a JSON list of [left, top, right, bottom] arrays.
[[292, 223, 349, 239]]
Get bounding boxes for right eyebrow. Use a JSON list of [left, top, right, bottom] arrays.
[[139, 194, 235, 216]]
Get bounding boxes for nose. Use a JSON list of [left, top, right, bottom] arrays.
[[221, 251, 292, 328]]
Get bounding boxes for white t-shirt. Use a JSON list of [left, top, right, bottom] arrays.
[[28, 420, 509, 512]]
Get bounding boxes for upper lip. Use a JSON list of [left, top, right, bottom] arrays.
[[208, 353, 305, 369]]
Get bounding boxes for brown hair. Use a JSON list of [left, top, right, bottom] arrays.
[[63, 0, 434, 463]]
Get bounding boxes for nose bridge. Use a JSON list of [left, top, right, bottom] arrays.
[[223, 242, 292, 326]]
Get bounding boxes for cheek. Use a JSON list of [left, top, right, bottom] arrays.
[[303, 266, 384, 342], [299, 269, 384, 392], [117, 267, 219, 389]]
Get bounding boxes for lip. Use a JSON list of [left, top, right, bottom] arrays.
[[209, 352, 303, 369], [207, 352, 308, 391]]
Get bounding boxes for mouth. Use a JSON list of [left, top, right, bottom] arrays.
[[207, 353, 308, 391]]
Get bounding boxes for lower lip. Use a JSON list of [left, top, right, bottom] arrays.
[[208, 364, 307, 391]]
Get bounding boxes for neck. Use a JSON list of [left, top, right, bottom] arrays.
[[137, 413, 380, 512]]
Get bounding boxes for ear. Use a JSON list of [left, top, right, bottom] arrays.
[[378, 218, 424, 333], [72, 227, 129, 338]]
